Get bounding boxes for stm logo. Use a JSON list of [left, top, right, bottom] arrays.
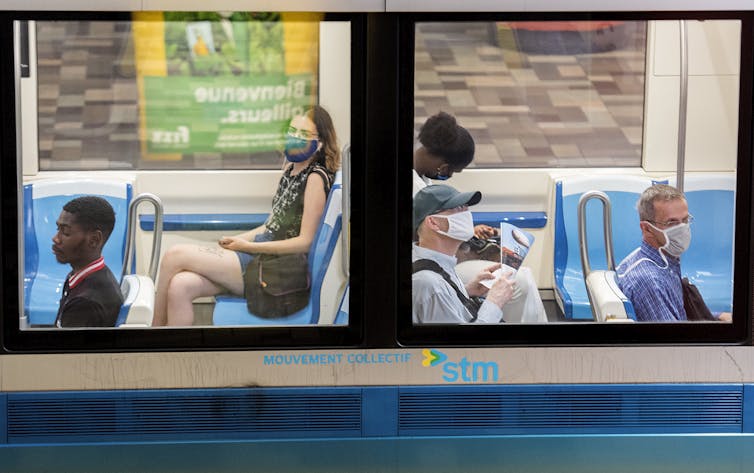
[[422, 349, 499, 383]]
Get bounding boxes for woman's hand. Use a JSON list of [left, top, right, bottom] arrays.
[[218, 236, 251, 253]]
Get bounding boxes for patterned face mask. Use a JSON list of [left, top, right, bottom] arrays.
[[284, 135, 319, 163]]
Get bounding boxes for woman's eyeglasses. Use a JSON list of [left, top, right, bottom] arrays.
[[287, 126, 319, 140]]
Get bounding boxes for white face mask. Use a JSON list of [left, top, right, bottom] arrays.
[[648, 222, 691, 258], [431, 210, 475, 242]]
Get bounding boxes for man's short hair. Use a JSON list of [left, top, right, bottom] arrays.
[[63, 196, 116, 243], [413, 184, 481, 232], [637, 184, 685, 222]]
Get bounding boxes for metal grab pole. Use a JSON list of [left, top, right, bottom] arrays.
[[677, 19, 689, 193], [577, 191, 615, 279], [121, 193, 164, 282]]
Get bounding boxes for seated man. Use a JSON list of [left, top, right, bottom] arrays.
[[412, 184, 544, 324], [52, 196, 123, 327], [616, 184, 730, 322]]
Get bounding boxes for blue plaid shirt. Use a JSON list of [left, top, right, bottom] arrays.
[[616, 241, 687, 322]]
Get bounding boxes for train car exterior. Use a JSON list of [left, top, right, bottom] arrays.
[[1, 1, 754, 472]]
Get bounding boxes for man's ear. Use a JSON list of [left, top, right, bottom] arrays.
[[87, 230, 103, 249]]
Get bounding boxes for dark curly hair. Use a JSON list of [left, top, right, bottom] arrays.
[[63, 196, 116, 244], [418, 112, 475, 168]]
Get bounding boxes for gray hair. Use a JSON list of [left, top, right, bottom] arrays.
[[637, 184, 685, 222]]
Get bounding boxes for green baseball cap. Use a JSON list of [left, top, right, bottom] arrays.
[[413, 184, 482, 231]]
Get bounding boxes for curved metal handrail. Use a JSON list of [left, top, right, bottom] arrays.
[[577, 191, 615, 278], [121, 193, 163, 282], [341, 143, 350, 279]]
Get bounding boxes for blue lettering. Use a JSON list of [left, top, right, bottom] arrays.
[[459, 358, 472, 382], [263, 355, 274, 365], [473, 361, 499, 382], [442, 362, 459, 382]]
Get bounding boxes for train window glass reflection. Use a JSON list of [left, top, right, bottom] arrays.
[[414, 21, 647, 168], [411, 20, 739, 326], [18, 15, 352, 329], [33, 13, 331, 171]]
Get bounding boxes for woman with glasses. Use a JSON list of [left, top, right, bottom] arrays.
[[152, 105, 340, 326]]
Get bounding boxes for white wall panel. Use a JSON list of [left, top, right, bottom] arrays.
[[319, 22, 351, 149], [654, 20, 741, 76], [644, 21, 740, 173]]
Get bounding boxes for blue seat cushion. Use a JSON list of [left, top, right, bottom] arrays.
[[24, 181, 131, 325], [554, 176, 657, 320]]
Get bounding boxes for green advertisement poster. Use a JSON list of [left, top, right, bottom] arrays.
[[136, 12, 319, 155], [144, 74, 313, 153]]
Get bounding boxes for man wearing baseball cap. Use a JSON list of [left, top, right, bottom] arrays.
[[412, 184, 517, 323]]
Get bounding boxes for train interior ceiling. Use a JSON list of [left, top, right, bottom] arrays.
[[16, 14, 741, 327]]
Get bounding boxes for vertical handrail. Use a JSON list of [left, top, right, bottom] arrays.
[[577, 191, 615, 278], [121, 193, 163, 282], [341, 143, 350, 278], [677, 19, 689, 193]]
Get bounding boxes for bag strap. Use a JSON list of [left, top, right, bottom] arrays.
[[310, 165, 333, 194], [412, 258, 480, 322]]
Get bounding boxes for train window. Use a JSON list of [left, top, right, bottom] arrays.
[[414, 21, 647, 169], [400, 15, 751, 345], [30, 13, 343, 172], [3, 12, 363, 350]]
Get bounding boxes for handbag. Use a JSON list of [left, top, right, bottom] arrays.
[[681, 277, 716, 321], [244, 253, 311, 318]]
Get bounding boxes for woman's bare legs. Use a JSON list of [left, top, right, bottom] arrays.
[[153, 244, 244, 326]]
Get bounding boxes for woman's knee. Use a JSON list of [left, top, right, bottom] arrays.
[[167, 271, 206, 302], [161, 244, 196, 271]]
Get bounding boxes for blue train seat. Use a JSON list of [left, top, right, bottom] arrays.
[[23, 179, 132, 326], [554, 175, 659, 320], [212, 171, 344, 326], [669, 174, 735, 313]]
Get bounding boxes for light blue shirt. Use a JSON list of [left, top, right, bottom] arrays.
[[616, 241, 687, 322], [412, 244, 503, 324]]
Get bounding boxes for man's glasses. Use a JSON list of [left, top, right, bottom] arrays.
[[287, 126, 318, 140], [648, 214, 694, 228]]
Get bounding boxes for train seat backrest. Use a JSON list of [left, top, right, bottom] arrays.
[[667, 174, 735, 313], [554, 175, 659, 320], [333, 285, 349, 325], [212, 170, 343, 326], [116, 274, 155, 327], [24, 179, 132, 326]]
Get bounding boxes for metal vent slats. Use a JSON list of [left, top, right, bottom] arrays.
[[7, 389, 362, 443], [399, 387, 743, 435]]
